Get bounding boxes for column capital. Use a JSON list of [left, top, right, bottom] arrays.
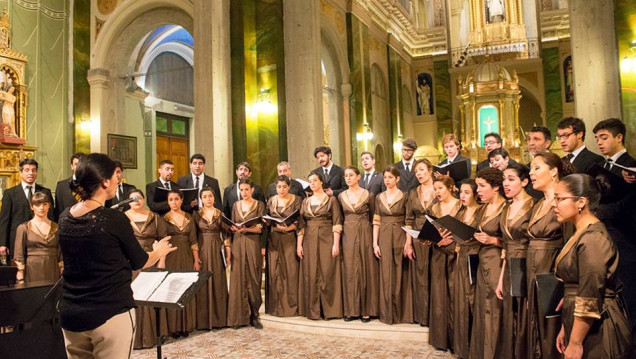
[[87, 68, 110, 89], [341, 83, 352, 97]]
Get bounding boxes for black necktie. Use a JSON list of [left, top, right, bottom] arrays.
[[364, 173, 370, 187], [405, 163, 410, 173], [164, 181, 169, 189], [26, 185, 32, 203], [604, 159, 613, 170], [565, 154, 574, 163], [195, 176, 199, 189], [118, 184, 123, 200], [324, 168, 329, 180]]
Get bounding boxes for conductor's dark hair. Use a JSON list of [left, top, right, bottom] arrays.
[[70, 152, 85, 163], [593, 118, 627, 141], [558, 117, 587, 140], [129, 188, 145, 199], [158, 159, 173, 167], [238, 178, 254, 188], [19, 158, 38, 171], [190, 153, 206, 164], [488, 148, 509, 160], [533, 151, 574, 180], [199, 186, 215, 199], [308, 170, 326, 184], [529, 126, 552, 142], [276, 175, 291, 186], [114, 160, 124, 171], [559, 174, 601, 213], [70, 153, 117, 201], [344, 166, 360, 176], [476, 167, 504, 189], [504, 163, 530, 182], [314, 146, 332, 158], [484, 132, 502, 143]]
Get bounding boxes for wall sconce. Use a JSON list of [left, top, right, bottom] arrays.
[[620, 40, 636, 73], [253, 88, 277, 115], [393, 134, 404, 153], [356, 123, 374, 141]]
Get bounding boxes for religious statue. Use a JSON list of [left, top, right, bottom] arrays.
[[416, 79, 431, 115], [0, 84, 16, 136], [486, 0, 505, 23], [433, 0, 444, 27]]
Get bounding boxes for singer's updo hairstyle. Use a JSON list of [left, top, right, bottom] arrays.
[[69, 153, 117, 201]]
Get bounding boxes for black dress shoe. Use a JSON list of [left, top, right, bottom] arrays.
[[182, 331, 189, 337], [343, 316, 356, 322], [251, 317, 263, 329], [361, 317, 371, 323]]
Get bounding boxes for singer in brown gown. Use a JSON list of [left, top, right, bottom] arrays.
[[553, 175, 631, 359], [125, 190, 167, 349], [13, 222, 61, 283], [470, 168, 506, 359], [158, 190, 199, 336], [297, 171, 343, 320], [498, 165, 534, 359], [405, 159, 435, 326], [338, 166, 378, 321], [265, 176, 302, 317], [194, 188, 229, 329], [428, 177, 461, 350], [227, 179, 265, 328], [526, 151, 573, 359], [373, 166, 413, 325], [453, 179, 481, 359]]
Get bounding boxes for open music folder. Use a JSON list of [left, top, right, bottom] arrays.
[[132, 270, 212, 309]]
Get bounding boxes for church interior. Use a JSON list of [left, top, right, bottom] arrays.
[[1, 0, 635, 358]]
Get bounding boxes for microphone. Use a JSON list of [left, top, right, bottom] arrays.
[[110, 195, 141, 209]]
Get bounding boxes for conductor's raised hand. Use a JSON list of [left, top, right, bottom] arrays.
[[153, 236, 176, 256]]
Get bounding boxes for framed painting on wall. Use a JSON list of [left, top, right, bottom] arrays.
[[107, 134, 137, 169]]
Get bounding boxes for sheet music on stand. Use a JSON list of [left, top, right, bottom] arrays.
[[133, 270, 211, 309]]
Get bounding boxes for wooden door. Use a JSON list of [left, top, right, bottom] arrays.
[[156, 135, 189, 181]]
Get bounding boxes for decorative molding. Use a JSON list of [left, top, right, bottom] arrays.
[[540, 9, 570, 41]]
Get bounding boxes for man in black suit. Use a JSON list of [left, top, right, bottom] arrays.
[[177, 153, 222, 212], [146, 160, 180, 215], [557, 117, 604, 173], [222, 162, 266, 217], [54, 152, 84, 221], [0, 159, 54, 259], [359, 151, 384, 195], [593, 118, 636, 329], [267, 161, 307, 199], [313, 146, 348, 196], [393, 138, 419, 192], [105, 161, 137, 211], [436, 134, 471, 187], [477, 132, 502, 171]]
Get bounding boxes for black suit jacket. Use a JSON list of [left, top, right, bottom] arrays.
[[267, 179, 307, 199], [177, 173, 222, 212], [565, 147, 605, 174], [54, 177, 78, 221], [393, 161, 419, 193], [222, 182, 266, 218], [359, 171, 385, 195], [610, 151, 636, 176], [0, 184, 54, 257], [313, 164, 348, 197], [105, 183, 137, 211], [146, 180, 180, 215]]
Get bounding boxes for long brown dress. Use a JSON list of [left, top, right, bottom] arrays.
[[193, 208, 229, 329], [265, 194, 302, 317], [227, 200, 265, 326], [405, 186, 435, 326], [555, 222, 632, 358], [429, 199, 461, 350], [13, 222, 61, 283], [499, 196, 534, 359], [338, 189, 379, 318], [526, 198, 572, 359], [470, 197, 505, 359], [298, 195, 343, 320], [374, 191, 414, 324], [128, 212, 166, 349], [453, 205, 481, 359], [159, 212, 197, 334]]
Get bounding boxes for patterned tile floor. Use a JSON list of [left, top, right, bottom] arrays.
[[131, 326, 453, 359]]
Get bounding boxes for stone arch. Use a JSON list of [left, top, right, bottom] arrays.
[[137, 41, 194, 89]]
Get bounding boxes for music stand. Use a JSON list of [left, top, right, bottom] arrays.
[[0, 266, 18, 287], [135, 270, 212, 359]]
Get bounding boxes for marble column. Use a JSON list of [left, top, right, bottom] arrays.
[[569, 0, 621, 150], [341, 83, 353, 167], [283, 0, 323, 178], [194, 0, 233, 186], [87, 68, 110, 153]]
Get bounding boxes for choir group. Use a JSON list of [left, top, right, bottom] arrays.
[[1, 117, 635, 358]]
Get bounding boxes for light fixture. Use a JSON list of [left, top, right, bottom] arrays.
[[253, 88, 277, 115], [620, 40, 636, 74]]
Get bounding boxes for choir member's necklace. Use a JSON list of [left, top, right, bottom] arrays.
[[86, 198, 104, 207]]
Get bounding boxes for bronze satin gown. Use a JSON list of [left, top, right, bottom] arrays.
[[265, 195, 302, 317], [404, 186, 435, 326], [227, 200, 265, 326], [338, 189, 379, 318], [555, 222, 631, 358], [298, 195, 344, 320], [373, 191, 414, 324], [13, 221, 61, 283]]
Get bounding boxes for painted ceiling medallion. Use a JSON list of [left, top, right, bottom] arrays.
[[97, 0, 118, 15]]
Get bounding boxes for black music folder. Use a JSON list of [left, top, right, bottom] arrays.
[[221, 214, 263, 228], [434, 160, 469, 183], [152, 187, 199, 204], [535, 273, 563, 318], [509, 257, 527, 297], [402, 218, 443, 243], [587, 164, 631, 202], [431, 215, 478, 245], [468, 254, 479, 285], [263, 209, 300, 227]]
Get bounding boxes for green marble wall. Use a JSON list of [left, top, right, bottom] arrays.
[[542, 47, 563, 135], [433, 59, 452, 149], [388, 48, 404, 162], [230, 0, 286, 189], [73, 0, 89, 154], [4, 0, 70, 189], [615, 0, 636, 154]]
